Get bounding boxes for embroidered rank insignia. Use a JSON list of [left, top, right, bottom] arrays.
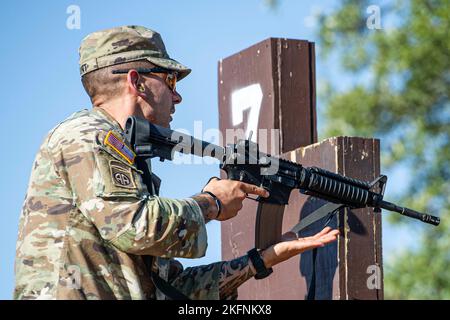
[[104, 131, 136, 164]]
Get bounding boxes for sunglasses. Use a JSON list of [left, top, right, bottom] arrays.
[[112, 67, 178, 92]]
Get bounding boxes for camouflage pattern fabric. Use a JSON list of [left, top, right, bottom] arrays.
[[14, 108, 221, 300], [79, 25, 191, 80]]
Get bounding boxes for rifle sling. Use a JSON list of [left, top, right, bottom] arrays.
[[143, 256, 190, 300], [290, 202, 343, 235]]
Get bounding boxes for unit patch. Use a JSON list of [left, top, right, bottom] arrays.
[[109, 160, 136, 189]]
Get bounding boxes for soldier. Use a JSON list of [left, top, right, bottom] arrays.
[[14, 25, 339, 300]]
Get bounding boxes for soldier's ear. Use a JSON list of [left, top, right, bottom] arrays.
[[127, 70, 145, 96]]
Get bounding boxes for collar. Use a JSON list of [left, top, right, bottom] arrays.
[[92, 107, 124, 132]]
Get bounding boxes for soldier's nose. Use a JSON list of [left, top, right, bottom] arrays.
[[172, 90, 182, 104]]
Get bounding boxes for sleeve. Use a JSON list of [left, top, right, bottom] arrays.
[[48, 129, 208, 258], [168, 262, 223, 300], [168, 255, 257, 300]]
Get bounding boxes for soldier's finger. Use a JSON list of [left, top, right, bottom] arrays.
[[317, 233, 339, 244], [239, 182, 270, 197], [312, 226, 333, 239], [319, 229, 339, 239]]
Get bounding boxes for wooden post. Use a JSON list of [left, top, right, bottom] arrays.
[[218, 38, 383, 300]]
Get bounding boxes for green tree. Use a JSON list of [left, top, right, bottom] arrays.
[[315, 0, 450, 299]]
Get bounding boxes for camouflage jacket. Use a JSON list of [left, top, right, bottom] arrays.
[[14, 108, 224, 300]]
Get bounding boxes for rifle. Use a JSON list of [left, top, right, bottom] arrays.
[[124, 116, 440, 249]]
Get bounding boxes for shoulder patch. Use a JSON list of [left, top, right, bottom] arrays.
[[109, 160, 136, 189], [104, 131, 136, 164]]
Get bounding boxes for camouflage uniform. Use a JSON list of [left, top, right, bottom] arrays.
[[14, 26, 227, 300], [15, 107, 226, 299]]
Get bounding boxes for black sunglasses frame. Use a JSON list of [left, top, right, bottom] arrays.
[[111, 67, 175, 75]]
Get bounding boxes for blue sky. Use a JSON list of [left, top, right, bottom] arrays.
[[0, 0, 414, 299]]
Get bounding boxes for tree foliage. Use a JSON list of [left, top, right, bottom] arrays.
[[315, 0, 449, 299]]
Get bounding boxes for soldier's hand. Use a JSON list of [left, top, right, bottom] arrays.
[[202, 178, 269, 221], [259, 227, 339, 269]]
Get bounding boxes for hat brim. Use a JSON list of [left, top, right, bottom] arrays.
[[145, 57, 191, 81]]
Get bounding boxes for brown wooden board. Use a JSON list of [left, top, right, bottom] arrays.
[[271, 38, 317, 152], [218, 37, 317, 299], [289, 137, 383, 300], [218, 38, 316, 155], [218, 38, 383, 300], [220, 138, 383, 299], [336, 137, 384, 300]]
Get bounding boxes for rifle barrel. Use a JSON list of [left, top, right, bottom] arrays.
[[379, 200, 440, 226]]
